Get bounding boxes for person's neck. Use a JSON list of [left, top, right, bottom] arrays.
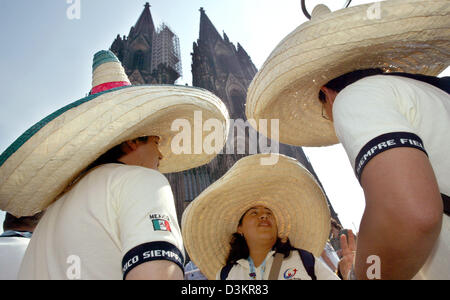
[[248, 243, 274, 267], [117, 157, 134, 166]]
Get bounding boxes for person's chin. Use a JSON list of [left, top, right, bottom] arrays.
[[256, 227, 277, 236]]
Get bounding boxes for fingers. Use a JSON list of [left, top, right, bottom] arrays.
[[347, 229, 357, 251], [340, 232, 349, 253]]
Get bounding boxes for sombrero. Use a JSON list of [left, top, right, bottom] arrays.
[[0, 50, 230, 217], [182, 154, 331, 280], [246, 0, 450, 147]]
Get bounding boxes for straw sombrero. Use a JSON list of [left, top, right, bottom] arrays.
[[0, 50, 230, 217], [246, 0, 450, 147], [182, 154, 331, 280]]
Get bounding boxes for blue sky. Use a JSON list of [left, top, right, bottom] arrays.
[[0, 0, 448, 233]]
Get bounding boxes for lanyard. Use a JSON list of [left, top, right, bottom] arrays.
[[248, 257, 267, 280]]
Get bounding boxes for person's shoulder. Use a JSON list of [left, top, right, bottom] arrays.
[[98, 164, 169, 186], [0, 236, 31, 248], [342, 75, 393, 93], [335, 75, 397, 111], [217, 262, 241, 280], [290, 247, 314, 256], [123, 166, 169, 184], [350, 74, 426, 91]]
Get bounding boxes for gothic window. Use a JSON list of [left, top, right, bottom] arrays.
[[132, 50, 145, 70]]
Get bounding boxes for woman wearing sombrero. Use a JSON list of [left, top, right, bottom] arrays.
[[0, 50, 229, 279], [246, 0, 450, 279], [182, 154, 342, 280]]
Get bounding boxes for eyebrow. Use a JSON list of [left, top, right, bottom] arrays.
[[247, 207, 273, 213]]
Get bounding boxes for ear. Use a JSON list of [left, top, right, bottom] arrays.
[[237, 225, 243, 235], [123, 140, 138, 153], [320, 86, 337, 105], [320, 86, 330, 100]]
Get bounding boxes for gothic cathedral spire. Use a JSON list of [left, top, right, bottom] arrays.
[[110, 3, 181, 85]]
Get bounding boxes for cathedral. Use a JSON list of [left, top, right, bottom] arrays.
[[110, 2, 182, 85], [110, 3, 340, 224]]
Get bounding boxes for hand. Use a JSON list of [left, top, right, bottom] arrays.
[[338, 229, 357, 280]]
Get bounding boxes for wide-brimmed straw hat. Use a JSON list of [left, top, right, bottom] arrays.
[[246, 0, 450, 147], [182, 154, 331, 280], [0, 50, 229, 217]]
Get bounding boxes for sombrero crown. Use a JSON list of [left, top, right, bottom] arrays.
[[90, 50, 132, 94], [0, 50, 229, 217]]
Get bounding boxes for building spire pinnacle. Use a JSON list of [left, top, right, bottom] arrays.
[[130, 2, 155, 39], [199, 7, 221, 43]]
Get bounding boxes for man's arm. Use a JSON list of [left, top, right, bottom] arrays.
[[117, 169, 185, 280], [125, 261, 183, 280], [357, 147, 443, 279]]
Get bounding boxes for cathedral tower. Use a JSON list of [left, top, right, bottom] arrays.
[[110, 3, 182, 85]]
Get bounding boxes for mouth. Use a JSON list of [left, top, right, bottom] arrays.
[[258, 221, 272, 227]]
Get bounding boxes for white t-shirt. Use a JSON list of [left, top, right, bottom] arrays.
[[0, 236, 30, 280], [18, 164, 184, 280], [334, 75, 450, 194], [333, 75, 450, 280], [216, 250, 340, 280]]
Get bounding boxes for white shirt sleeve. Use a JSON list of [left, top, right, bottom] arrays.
[[333, 75, 426, 180], [114, 167, 185, 277]]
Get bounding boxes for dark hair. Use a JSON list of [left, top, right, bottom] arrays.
[[85, 136, 150, 172], [60, 136, 151, 196], [318, 69, 384, 102], [225, 234, 294, 266], [319, 68, 450, 102], [330, 218, 342, 231], [3, 212, 44, 232]]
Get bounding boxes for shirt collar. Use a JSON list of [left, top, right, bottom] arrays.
[[0, 230, 33, 238], [236, 250, 276, 269]]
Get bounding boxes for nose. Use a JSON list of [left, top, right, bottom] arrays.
[[259, 213, 268, 220]]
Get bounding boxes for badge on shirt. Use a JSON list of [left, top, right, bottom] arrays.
[[283, 268, 298, 280], [149, 214, 172, 232]]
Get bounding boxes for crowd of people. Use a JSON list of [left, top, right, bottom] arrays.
[[0, 0, 449, 280]]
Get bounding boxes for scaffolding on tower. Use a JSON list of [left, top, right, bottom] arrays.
[[151, 23, 183, 80]]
